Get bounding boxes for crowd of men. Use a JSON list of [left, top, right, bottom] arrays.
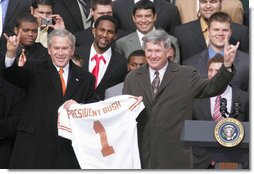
[[0, 0, 249, 169]]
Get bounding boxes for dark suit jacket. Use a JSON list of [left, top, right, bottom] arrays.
[[53, 0, 92, 34], [183, 49, 249, 92], [123, 61, 235, 168], [75, 45, 128, 100], [6, 60, 98, 169], [173, 19, 249, 62], [192, 87, 249, 168], [0, 76, 25, 168], [74, 27, 128, 47], [112, 0, 180, 34]]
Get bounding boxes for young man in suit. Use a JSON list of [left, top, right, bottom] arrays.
[[123, 29, 238, 168], [0, 76, 25, 168], [183, 12, 249, 92], [4, 29, 98, 169], [112, 0, 180, 34], [30, 0, 65, 48], [173, 0, 248, 63], [192, 54, 249, 169], [75, 15, 128, 100], [74, 0, 128, 47], [1, 13, 49, 72], [114, 0, 180, 63]]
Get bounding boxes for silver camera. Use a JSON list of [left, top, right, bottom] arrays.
[[41, 18, 53, 26]]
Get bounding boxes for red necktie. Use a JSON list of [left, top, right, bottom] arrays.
[[59, 68, 66, 96], [212, 95, 223, 122], [91, 54, 106, 88]]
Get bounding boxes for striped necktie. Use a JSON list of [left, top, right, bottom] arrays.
[[212, 95, 223, 122], [77, 0, 89, 17], [151, 71, 160, 97]]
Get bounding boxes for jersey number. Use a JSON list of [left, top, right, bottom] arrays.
[[93, 121, 115, 157]]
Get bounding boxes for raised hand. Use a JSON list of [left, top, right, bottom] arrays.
[[3, 30, 21, 58], [48, 14, 65, 30], [223, 36, 240, 67], [18, 49, 27, 67]]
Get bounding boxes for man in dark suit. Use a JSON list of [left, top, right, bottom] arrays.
[[192, 55, 249, 169], [53, 0, 92, 34], [123, 29, 238, 168], [183, 12, 249, 92], [76, 15, 127, 100], [112, 0, 180, 34], [74, 0, 128, 47], [173, 0, 249, 63], [4, 29, 98, 169], [0, 76, 25, 168], [0, 13, 49, 71]]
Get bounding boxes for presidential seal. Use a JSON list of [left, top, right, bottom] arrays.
[[214, 118, 244, 147]]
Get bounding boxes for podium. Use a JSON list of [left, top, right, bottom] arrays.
[[181, 120, 249, 168]]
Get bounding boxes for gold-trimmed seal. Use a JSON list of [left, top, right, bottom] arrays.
[[214, 117, 244, 147]]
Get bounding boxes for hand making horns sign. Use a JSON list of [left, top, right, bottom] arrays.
[[223, 35, 240, 68]]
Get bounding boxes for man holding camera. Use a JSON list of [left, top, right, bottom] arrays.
[[30, 0, 65, 48]]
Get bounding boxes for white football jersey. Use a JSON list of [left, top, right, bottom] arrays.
[[57, 95, 145, 169]]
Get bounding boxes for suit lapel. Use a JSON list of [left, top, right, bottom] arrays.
[[155, 61, 177, 98], [64, 61, 83, 100], [97, 51, 118, 88], [136, 65, 153, 106], [45, 61, 63, 99], [198, 50, 209, 77], [129, 32, 142, 48], [191, 20, 207, 49], [62, 0, 84, 30], [202, 98, 213, 120]]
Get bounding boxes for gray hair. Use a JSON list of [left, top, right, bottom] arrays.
[[142, 29, 171, 49], [47, 29, 76, 49]]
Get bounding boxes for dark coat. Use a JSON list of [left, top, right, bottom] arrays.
[[123, 61, 235, 168], [7, 60, 98, 169], [0, 76, 25, 168]]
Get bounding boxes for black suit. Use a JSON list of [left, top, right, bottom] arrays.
[[53, 0, 91, 34], [183, 49, 249, 92], [112, 0, 180, 34], [173, 19, 249, 62], [5, 60, 98, 169], [75, 45, 128, 100], [74, 27, 128, 47], [0, 76, 25, 168], [192, 87, 249, 168]]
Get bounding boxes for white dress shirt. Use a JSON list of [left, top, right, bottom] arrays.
[[210, 85, 232, 117], [89, 44, 112, 85], [149, 61, 168, 85]]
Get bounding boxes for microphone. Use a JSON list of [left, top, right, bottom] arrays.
[[220, 98, 228, 118], [232, 100, 241, 118]]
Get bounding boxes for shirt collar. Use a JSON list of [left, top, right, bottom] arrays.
[[200, 17, 208, 33], [208, 47, 224, 59], [90, 44, 112, 63], [54, 63, 69, 74]]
